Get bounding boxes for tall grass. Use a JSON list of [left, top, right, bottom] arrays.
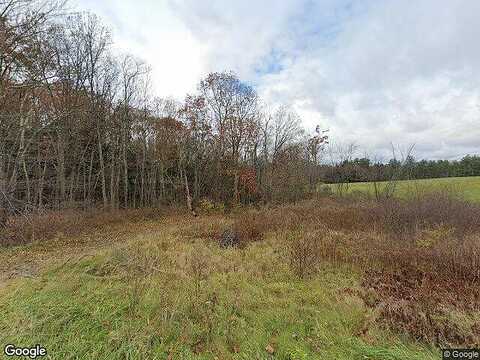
[[214, 194, 480, 346], [0, 208, 171, 246], [2, 190, 480, 348]]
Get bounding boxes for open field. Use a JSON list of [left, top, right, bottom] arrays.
[[3, 1, 480, 359], [3, 196, 480, 359], [331, 176, 480, 202]]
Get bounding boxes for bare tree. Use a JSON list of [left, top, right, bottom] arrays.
[[328, 142, 358, 196], [199, 72, 259, 204], [0, 2, 334, 225]]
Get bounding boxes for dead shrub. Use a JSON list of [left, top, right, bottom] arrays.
[[228, 198, 373, 237], [286, 228, 322, 278], [361, 268, 480, 347], [218, 229, 240, 248], [215, 195, 480, 345], [371, 193, 480, 241], [180, 216, 228, 240], [223, 196, 480, 282], [317, 184, 333, 197], [233, 212, 265, 242], [186, 245, 213, 296], [249, 195, 480, 345]]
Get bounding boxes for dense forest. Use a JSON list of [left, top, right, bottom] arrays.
[[1, 0, 478, 216]]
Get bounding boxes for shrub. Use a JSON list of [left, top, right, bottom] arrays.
[[180, 215, 229, 241], [187, 244, 212, 296], [286, 228, 322, 278], [219, 229, 240, 248], [197, 199, 225, 214], [371, 193, 480, 241], [231, 211, 266, 247], [317, 184, 333, 197]]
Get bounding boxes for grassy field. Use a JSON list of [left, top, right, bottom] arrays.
[[0, 212, 439, 360], [331, 176, 480, 202]]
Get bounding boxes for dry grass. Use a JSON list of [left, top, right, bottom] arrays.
[[370, 192, 480, 241], [232, 211, 268, 246], [0, 207, 174, 246], [199, 195, 480, 347], [285, 228, 323, 278], [2, 192, 480, 348], [361, 268, 480, 347]]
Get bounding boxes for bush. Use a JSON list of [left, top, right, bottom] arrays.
[[286, 228, 322, 278], [371, 193, 480, 241], [317, 184, 333, 196], [231, 211, 266, 247], [219, 229, 240, 248], [197, 199, 225, 214]]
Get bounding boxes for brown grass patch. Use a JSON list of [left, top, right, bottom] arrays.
[[370, 193, 480, 241], [223, 195, 480, 345], [361, 268, 480, 347], [231, 211, 267, 246], [0, 207, 171, 246], [286, 228, 322, 278], [3, 192, 479, 347]]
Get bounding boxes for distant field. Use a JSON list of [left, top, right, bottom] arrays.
[[331, 176, 480, 202]]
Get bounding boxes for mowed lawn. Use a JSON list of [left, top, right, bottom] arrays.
[[333, 176, 480, 202]]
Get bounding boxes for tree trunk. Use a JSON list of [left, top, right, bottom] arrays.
[[183, 169, 196, 217], [123, 136, 128, 208], [233, 169, 240, 205], [96, 125, 108, 208]]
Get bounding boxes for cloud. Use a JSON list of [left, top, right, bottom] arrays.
[[72, 0, 206, 98], [167, 0, 303, 78], [257, 0, 480, 159], [74, 0, 480, 159]]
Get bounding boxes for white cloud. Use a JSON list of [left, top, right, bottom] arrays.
[[168, 0, 304, 78], [74, 0, 480, 159], [258, 0, 480, 159], [72, 0, 207, 98]]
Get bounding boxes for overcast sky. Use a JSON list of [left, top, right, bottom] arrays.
[[73, 0, 480, 160]]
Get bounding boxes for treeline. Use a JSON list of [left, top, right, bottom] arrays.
[[320, 155, 480, 184], [0, 0, 328, 214], [2, 1, 477, 217]]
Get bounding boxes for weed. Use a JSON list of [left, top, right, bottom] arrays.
[[286, 228, 322, 278], [0, 208, 170, 246]]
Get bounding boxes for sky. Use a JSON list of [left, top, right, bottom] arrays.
[[72, 0, 480, 160]]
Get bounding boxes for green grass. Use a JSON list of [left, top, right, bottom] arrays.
[[330, 176, 480, 202], [0, 220, 438, 359]]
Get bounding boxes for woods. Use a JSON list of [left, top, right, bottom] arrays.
[[0, 0, 327, 215], [2, 0, 478, 217]]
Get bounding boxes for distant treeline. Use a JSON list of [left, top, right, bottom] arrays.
[[320, 155, 480, 183]]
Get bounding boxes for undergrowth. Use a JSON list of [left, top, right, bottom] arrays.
[[1, 191, 479, 357]]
